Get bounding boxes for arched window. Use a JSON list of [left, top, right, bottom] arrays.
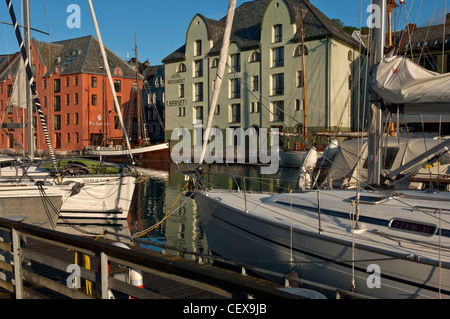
[[177, 63, 186, 73], [249, 51, 261, 63], [114, 67, 123, 76], [294, 45, 308, 57]]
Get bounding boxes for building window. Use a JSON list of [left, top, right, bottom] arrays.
[[295, 99, 303, 111], [75, 132, 79, 143], [297, 71, 304, 88], [92, 94, 97, 106], [43, 79, 46, 90], [230, 53, 241, 72], [194, 82, 203, 102], [273, 24, 282, 43], [66, 113, 70, 125], [249, 51, 261, 63], [177, 63, 186, 73], [194, 60, 203, 77], [272, 101, 284, 122], [195, 106, 203, 121], [177, 107, 186, 117], [348, 50, 353, 61], [272, 47, 284, 67], [230, 104, 241, 123], [92, 76, 97, 88], [294, 45, 308, 57], [54, 79, 60, 93], [65, 77, 69, 87], [251, 102, 260, 113], [194, 40, 202, 57], [74, 76, 78, 86], [211, 58, 219, 68], [54, 96, 61, 111], [272, 73, 284, 96], [114, 116, 121, 130], [65, 94, 70, 106], [74, 113, 79, 125], [54, 115, 61, 131], [74, 93, 79, 105], [214, 104, 220, 115], [252, 75, 259, 91], [230, 78, 241, 99], [114, 79, 121, 93], [67, 133, 71, 144], [179, 84, 185, 98]]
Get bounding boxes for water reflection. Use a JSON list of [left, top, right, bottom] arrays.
[[56, 162, 300, 259], [128, 162, 299, 258]]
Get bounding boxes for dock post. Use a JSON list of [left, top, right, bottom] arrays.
[[11, 229, 23, 299], [100, 252, 109, 299]]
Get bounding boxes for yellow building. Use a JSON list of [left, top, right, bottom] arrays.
[[163, 0, 362, 154]]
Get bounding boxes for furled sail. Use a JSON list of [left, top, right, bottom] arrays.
[[371, 55, 450, 114], [8, 58, 28, 109]]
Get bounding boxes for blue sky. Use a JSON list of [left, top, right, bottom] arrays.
[[1, 0, 448, 65]]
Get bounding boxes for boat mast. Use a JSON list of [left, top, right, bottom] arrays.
[[300, 9, 309, 145], [87, 0, 135, 165], [134, 34, 143, 146], [23, 0, 34, 161], [199, 0, 237, 166], [367, 0, 386, 185], [6, 0, 58, 170]]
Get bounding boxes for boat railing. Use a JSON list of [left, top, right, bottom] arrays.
[[175, 161, 241, 191]]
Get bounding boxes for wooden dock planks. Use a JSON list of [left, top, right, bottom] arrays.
[[13, 236, 285, 299]]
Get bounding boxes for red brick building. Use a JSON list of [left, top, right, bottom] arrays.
[[0, 35, 141, 154]]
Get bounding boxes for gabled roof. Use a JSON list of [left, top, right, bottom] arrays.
[[0, 52, 21, 82], [163, 0, 359, 63], [35, 35, 137, 79]]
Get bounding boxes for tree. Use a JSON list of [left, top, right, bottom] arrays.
[[331, 18, 369, 35]]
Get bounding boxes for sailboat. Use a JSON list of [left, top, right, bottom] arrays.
[[186, 0, 450, 299], [85, 34, 170, 163], [1, 0, 138, 223]]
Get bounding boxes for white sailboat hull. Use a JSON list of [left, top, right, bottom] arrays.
[[85, 142, 169, 157], [0, 184, 62, 228], [54, 175, 136, 220], [194, 189, 450, 299]]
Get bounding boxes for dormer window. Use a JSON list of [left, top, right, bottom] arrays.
[[273, 24, 282, 43], [194, 40, 202, 57], [177, 63, 186, 73], [249, 51, 261, 63]]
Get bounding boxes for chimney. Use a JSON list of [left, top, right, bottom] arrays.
[[144, 59, 150, 67]]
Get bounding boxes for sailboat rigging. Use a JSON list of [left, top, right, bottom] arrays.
[[184, 0, 450, 299]]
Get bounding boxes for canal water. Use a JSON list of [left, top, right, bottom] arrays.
[[57, 161, 300, 261]]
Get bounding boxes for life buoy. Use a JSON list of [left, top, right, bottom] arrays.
[[295, 142, 301, 151]]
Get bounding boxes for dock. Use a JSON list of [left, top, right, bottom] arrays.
[[0, 217, 308, 300]]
